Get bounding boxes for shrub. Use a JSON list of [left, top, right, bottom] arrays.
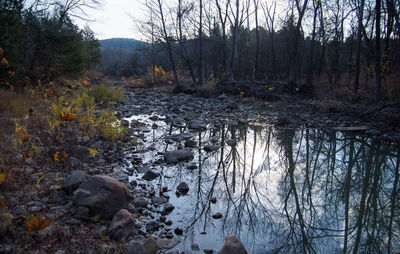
[[86, 85, 125, 104]]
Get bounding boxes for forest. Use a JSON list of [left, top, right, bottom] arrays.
[[1, 0, 400, 253]]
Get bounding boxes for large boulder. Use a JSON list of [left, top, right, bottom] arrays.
[[164, 149, 194, 164], [218, 235, 247, 254], [108, 209, 135, 240], [73, 175, 133, 219]]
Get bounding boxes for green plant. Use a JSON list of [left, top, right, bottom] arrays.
[[95, 110, 126, 141], [86, 85, 125, 104]]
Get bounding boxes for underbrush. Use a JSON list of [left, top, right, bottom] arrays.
[[0, 82, 126, 180], [86, 84, 126, 104]]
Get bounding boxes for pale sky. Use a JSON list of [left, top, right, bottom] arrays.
[[74, 0, 144, 40]]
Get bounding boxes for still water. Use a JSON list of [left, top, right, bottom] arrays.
[[126, 115, 400, 254]]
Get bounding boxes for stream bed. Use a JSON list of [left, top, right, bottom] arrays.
[[121, 112, 400, 254]]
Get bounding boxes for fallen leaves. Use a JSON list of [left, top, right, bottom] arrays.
[[25, 214, 52, 232], [60, 111, 75, 121]]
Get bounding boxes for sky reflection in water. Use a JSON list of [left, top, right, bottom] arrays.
[[126, 114, 400, 254]]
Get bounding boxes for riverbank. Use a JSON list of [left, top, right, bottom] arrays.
[[1, 84, 399, 253]]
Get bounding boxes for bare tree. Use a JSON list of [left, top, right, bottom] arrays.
[[288, 0, 309, 83], [375, 0, 382, 103], [354, 0, 365, 94]]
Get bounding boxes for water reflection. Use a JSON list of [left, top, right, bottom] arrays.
[[126, 115, 400, 253]]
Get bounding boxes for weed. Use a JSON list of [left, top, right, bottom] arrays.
[[86, 85, 125, 104]]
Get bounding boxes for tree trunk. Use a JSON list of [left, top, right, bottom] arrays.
[[375, 0, 382, 103], [198, 0, 203, 86], [306, 0, 319, 85], [354, 0, 365, 94], [157, 0, 179, 85], [253, 0, 259, 78], [289, 0, 309, 83]]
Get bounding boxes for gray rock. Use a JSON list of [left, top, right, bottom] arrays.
[[203, 145, 219, 152], [74, 206, 89, 219], [218, 235, 247, 254], [212, 212, 223, 219], [165, 133, 193, 142], [156, 238, 181, 249], [145, 220, 161, 232], [164, 149, 194, 164], [176, 182, 189, 195], [185, 140, 197, 148], [188, 119, 206, 130], [64, 170, 87, 192], [73, 175, 133, 219], [227, 101, 238, 110], [163, 203, 175, 214], [133, 197, 148, 208], [142, 170, 160, 181], [226, 139, 237, 146], [151, 196, 168, 206], [125, 237, 180, 254], [108, 209, 135, 240], [69, 145, 90, 161]]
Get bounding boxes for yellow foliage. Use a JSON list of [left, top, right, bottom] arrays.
[[0, 172, 5, 183], [1, 57, 8, 65], [53, 152, 61, 162]]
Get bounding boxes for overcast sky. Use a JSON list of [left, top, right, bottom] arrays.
[[74, 0, 144, 40]]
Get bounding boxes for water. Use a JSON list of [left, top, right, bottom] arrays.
[[125, 114, 400, 254]]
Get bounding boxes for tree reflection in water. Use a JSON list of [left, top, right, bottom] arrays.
[[132, 115, 400, 253]]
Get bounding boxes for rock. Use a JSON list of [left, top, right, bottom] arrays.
[[164, 149, 194, 164], [74, 206, 89, 219], [226, 139, 237, 146], [64, 170, 86, 192], [38, 223, 57, 239], [184, 140, 197, 148], [156, 238, 181, 249], [176, 182, 189, 195], [174, 227, 183, 235], [145, 220, 161, 232], [187, 163, 198, 170], [203, 145, 219, 152], [163, 203, 175, 214], [209, 197, 217, 204], [133, 197, 148, 208], [125, 237, 181, 254], [191, 244, 200, 251], [108, 209, 135, 240], [218, 235, 247, 254], [151, 196, 168, 206], [0, 212, 13, 236], [165, 133, 193, 142], [227, 101, 238, 109], [73, 175, 133, 219], [204, 249, 215, 254], [142, 170, 160, 181], [69, 145, 90, 161], [212, 213, 222, 219], [188, 119, 206, 130]]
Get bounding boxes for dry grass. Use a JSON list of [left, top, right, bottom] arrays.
[[0, 89, 40, 117], [0, 89, 42, 137]]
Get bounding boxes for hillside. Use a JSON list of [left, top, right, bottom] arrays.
[[99, 38, 148, 52]]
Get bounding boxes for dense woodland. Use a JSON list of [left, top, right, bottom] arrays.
[[133, 0, 400, 103], [1, 0, 400, 103], [0, 0, 102, 84]]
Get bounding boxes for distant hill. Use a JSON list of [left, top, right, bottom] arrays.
[[99, 38, 148, 52]]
